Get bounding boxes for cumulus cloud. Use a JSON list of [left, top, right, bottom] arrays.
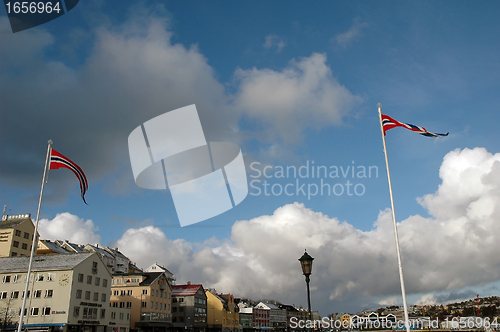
[[263, 34, 286, 53], [113, 147, 500, 314], [38, 212, 102, 245], [31, 147, 500, 314], [235, 53, 363, 142]]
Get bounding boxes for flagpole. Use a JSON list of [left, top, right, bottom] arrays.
[[377, 104, 410, 332], [17, 139, 52, 332]]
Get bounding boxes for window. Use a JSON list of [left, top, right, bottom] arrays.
[[141, 301, 147, 308], [126, 302, 132, 308], [95, 277, 100, 286], [142, 289, 148, 295], [119, 302, 125, 308], [160, 303, 162, 309], [101, 293, 106, 302], [93, 292, 99, 301], [42, 307, 51, 316], [127, 289, 133, 295], [73, 307, 80, 317], [156, 290, 159, 297], [112, 302, 118, 308], [100, 309, 106, 319], [76, 290, 82, 299], [31, 307, 39, 316], [85, 291, 91, 300], [22, 290, 30, 299], [22, 243, 28, 250], [120, 290, 126, 296], [24, 232, 30, 239], [11, 291, 19, 299], [113, 290, 119, 296], [11, 252, 17, 256], [13, 275, 19, 283], [119, 312, 124, 320], [0, 292, 7, 299], [116, 279, 122, 285], [83, 308, 89, 318], [78, 274, 84, 282], [87, 275, 92, 284], [155, 302, 158, 309], [34, 290, 42, 298], [103, 279, 108, 287], [19, 308, 27, 316], [36, 274, 44, 281], [111, 312, 116, 319], [2, 275, 10, 283], [45, 289, 53, 298], [13, 241, 19, 248], [151, 302, 153, 308], [15, 230, 21, 236]]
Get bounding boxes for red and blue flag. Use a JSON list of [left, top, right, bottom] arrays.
[[49, 149, 88, 204], [381, 114, 448, 137]]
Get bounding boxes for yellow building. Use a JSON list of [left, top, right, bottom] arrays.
[[0, 214, 38, 257], [110, 272, 172, 332], [205, 290, 238, 332]]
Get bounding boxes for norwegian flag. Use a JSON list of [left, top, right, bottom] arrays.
[[381, 114, 448, 137], [49, 149, 88, 204]]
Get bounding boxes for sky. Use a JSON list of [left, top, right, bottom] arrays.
[[2, 0, 500, 316]]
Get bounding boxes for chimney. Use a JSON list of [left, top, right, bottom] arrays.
[[115, 247, 118, 251]]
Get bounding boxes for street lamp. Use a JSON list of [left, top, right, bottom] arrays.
[[298, 250, 314, 323]]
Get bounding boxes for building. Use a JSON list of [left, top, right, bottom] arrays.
[[84, 244, 116, 273], [205, 290, 239, 332], [110, 272, 172, 332], [171, 283, 207, 332], [104, 248, 131, 274], [0, 252, 114, 332], [277, 305, 301, 332], [144, 263, 176, 285], [255, 303, 286, 332], [0, 214, 37, 257]]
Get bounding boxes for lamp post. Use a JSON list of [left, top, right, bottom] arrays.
[[298, 250, 314, 325]]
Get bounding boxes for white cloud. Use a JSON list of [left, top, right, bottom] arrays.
[[263, 34, 286, 53], [235, 53, 363, 142], [114, 147, 500, 314], [38, 212, 102, 245], [334, 17, 368, 48], [34, 147, 500, 314]]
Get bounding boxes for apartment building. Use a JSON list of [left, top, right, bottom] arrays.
[[171, 283, 207, 332], [255, 303, 286, 332], [110, 272, 172, 332], [0, 252, 113, 332], [205, 290, 239, 332], [0, 214, 37, 257]]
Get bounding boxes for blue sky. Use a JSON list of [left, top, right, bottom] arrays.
[[2, 0, 500, 315]]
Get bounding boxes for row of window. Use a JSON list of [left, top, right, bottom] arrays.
[[75, 290, 107, 302], [110, 311, 130, 321], [77, 274, 108, 287], [110, 301, 170, 311], [0, 289, 53, 300], [110, 288, 170, 299], [2, 273, 56, 284], [18, 306, 51, 316], [14, 229, 31, 239], [73, 306, 105, 319], [12, 241, 30, 250]]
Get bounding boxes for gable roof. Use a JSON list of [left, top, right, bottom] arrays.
[[172, 283, 204, 296], [0, 252, 95, 273], [39, 240, 71, 254]]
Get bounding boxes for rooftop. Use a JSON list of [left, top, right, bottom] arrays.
[[0, 252, 95, 273]]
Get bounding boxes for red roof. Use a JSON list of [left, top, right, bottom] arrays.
[[171, 284, 203, 296]]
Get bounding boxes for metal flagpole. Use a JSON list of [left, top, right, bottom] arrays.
[[17, 139, 53, 332], [377, 104, 411, 332]]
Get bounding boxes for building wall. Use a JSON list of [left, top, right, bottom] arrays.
[[0, 215, 36, 258], [0, 253, 113, 332], [110, 274, 172, 331]]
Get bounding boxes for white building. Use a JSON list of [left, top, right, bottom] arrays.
[[0, 252, 127, 332]]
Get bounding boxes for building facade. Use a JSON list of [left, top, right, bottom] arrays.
[[0, 214, 37, 258], [110, 272, 172, 332], [171, 283, 207, 332], [205, 290, 239, 332], [0, 252, 114, 332]]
